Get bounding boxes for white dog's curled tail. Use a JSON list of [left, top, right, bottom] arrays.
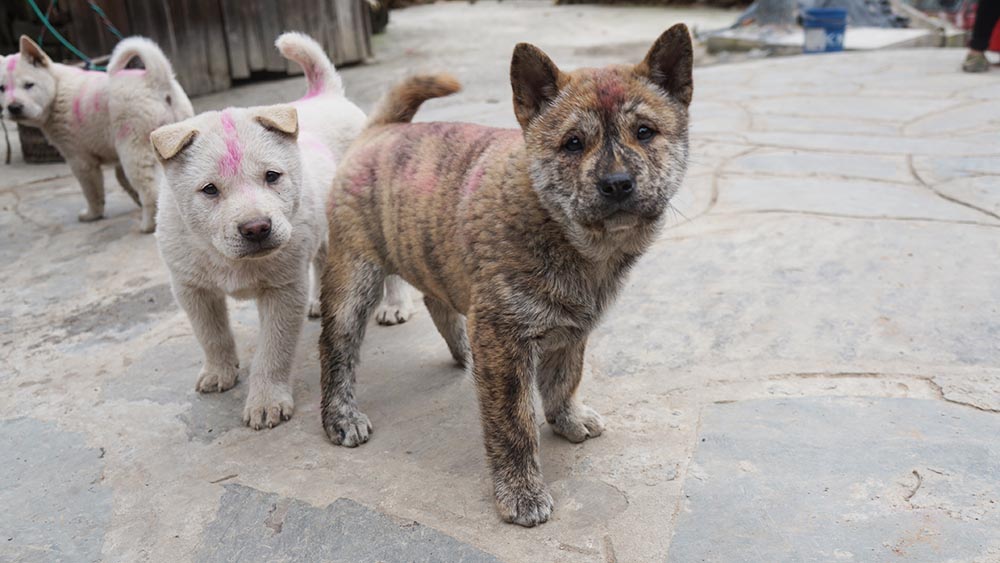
[[275, 32, 344, 98], [107, 36, 176, 92]]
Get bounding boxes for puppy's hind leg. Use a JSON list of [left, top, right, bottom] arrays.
[[68, 158, 105, 222], [114, 164, 141, 207], [375, 274, 414, 326], [308, 242, 327, 319], [174, 284, 241, 393], [319, 258, 385, 447], [424, 296, 470, 368], [117, 147, 159, 233]]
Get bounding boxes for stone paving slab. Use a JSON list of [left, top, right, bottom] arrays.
[[0, 418, 112, 563], [197, 485, 502, 563], [669, 398, 1000, 563]]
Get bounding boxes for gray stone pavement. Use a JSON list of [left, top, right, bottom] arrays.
[[2, 2, 1000, 562]]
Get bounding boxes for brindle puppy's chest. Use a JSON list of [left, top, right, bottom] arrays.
[[512, 253, 631, 350]]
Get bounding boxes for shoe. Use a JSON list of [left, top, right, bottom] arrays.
[[962, 51, 989, 73]]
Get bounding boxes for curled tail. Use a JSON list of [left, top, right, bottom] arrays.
[[367, 74, 461, 128], [107, 37, 175, 91], [275, 32, 342, 98]]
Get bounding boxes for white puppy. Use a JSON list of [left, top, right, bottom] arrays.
[[151, 33, 413, 430], [1, 36, 191, 232]]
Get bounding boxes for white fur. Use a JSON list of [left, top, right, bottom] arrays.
[[153, 32, 413, 430], [107, 37, 194, 232], [2, 37, 191, 232]]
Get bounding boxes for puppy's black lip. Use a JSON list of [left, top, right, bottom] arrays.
[[238, 244, 281, 259]]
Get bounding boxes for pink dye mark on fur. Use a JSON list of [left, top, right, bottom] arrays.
[[91, 90, 104, 113], [299, 131, 335, 165], [461, 131, 520, 196], [463, 162, 487, 196], [594, 68, 626, 112], [111, 68, 146, 77], [299, 64, 324, 100], [347, 168, 373, 197], [72, 83, 88, 126], [116, 123, 132, 141], [218, 111, 243, 178], [4, 54, 18, 103]]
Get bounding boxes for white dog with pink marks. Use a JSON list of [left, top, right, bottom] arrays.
[[1, 35, 191, 232], [150, 32, 414, 430]]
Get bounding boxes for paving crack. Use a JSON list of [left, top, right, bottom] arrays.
[[923, 377, 1000, 414], [712, 208, 1000, 229], [908, 154, 1000, 223]]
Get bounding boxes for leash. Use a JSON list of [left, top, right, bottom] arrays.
[[26, 0, 122, 71], [88, 1, 124, 40]]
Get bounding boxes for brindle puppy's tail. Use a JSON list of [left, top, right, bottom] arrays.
[[366, 74, 461, 128]]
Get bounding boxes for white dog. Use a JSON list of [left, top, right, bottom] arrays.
[[1, 36, 191, 232], [151, 32, 413, 430]]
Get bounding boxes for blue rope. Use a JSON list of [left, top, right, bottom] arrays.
[[36, 0, 56, 46], [25, 0, 103, 70], [88, 1, 124, 40]]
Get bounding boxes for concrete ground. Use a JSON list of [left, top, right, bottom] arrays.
[[3, 2, 1000, 562]]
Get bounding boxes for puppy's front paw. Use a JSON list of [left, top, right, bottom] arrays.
[[195, 364, 240, 393], [375, 301, 412, 326], [495, 480, 554, 527], [78, 208, 103, 222], [308, 299, 322, 319], [549, 404, 605, 443], [323, 409, 372, 447], [243, 383, 294, 430]]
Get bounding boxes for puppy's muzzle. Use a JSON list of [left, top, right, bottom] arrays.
[[6, 103, 24, 118], [597, 172, 634, 203], [238, 217, 272, 243]]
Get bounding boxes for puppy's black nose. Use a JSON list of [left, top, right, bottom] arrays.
[[597, 172, 634, 202], [7, 103, 23, 116], [238, 218, 272, 242]]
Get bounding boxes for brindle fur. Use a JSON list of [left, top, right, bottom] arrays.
[[319, 24, 693, 526]]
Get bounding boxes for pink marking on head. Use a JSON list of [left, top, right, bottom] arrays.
[[5, 54, 20, 103], [218, 111, 243, 178], [116, 123, 132, 141], [594, 69, 626, 112]]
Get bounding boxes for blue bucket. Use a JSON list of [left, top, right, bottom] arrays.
[[803, 7, 847, 53]]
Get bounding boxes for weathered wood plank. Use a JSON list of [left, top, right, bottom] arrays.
[[219, 0, 250, 80]]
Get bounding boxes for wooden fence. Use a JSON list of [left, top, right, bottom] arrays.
[[32, 0, 372, 96]]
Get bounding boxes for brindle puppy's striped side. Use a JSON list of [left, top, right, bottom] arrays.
[[319, 24, 694, 526]]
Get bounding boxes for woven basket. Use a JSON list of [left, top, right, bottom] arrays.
[[17, 124, 64, 164]]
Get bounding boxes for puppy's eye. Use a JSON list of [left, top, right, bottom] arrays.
[[23, 82, 34, 90], [636, 126, 656, 142], [201, 184, 219, 197], [265, 170, 281, 184], [563, 136, 584, 154]]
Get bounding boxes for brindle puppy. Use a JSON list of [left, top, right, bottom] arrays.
[[319, 24, 693, 526]]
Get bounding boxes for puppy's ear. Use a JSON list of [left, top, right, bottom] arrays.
[[254, 105, 298, 139], [510, 43, 562, 129], [19, 36, 52, 68], [636, 24, 693, 107], [150, 122, 197, 161]]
